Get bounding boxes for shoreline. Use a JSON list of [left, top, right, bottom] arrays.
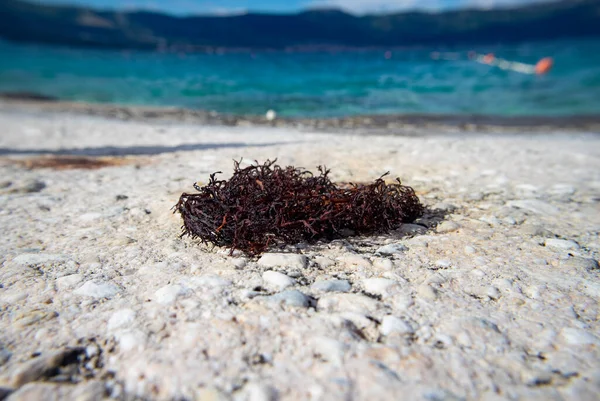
[[2, 95, 600, 135]]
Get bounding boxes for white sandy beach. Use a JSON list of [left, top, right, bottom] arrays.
[[0, 108, 599, 400]]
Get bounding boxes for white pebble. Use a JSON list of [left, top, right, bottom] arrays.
[[74, 281, 119, 299], [549, 184, 575, 196], [436, 221, 460, 233], [55, 274, 84, 290], [373, 258, 394, 270], [262, 271, 295, 291], [311, 279, 351, 293], [154, 284, 185, 305], [317, 293, 381, 314], [189, 275, 232, 288], [479, 215, 501, 226], [544, 239, 580, 250], [246, 382, 277, 401], [417, 284, 438, 300], [560, 328, 600, 346], [464, 246, 476, 255], [486, 286, 501, 300], [266, 290, 309, 308], [363, 278, 400, 297], [107, 309, 136, 332], [258, 253, 308, 269], [435, 259, 452, 269], [380, 316, 414, 336], [338, 254, 372, 267], [376, 244, 408, 255], [311, 337, 346, 365], [231, 258, 247, 269], [507, 199, 559, 216], [115, 329, 147, 352], [314, 256, 335, 268]]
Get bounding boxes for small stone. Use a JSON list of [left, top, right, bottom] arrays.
[[245, 382, 277, 401], [434, 260, 452, 269], [559, 328, 600, 346], [262, 271, 295, 291], [524, 285, 544, 300], [436, 221, 460, 233], [73, 281, 119, 299], [486, 286, 501, 300], [580, 280, 600, 298], [13, 253, 69, 266], [115, 330, 147, 352], [521, 225, 553, 237], [464, 246, 476, 255], [257, 253, 308, 269], [55, 274, 83, 290], [417, 284, 438, 300], [107, 309, 136, 331], [311, 337, 346, 365], [544, 239, 579, 250], [154, 284, 185, 304], [311, 280, 351, 293], [479, 216, 501, 226], [338, 254, 372, 267], [502, 216, 517, 225], [432, 202, 457, 212], [85, 346, 99, 358], [314, 256, 335, 268], [189, 275, 233, 288], [0, 348, 12, 367], [373, 258, 394, 270], [549, 184, 575, 196], [376, 244, 408, 255], [455, 332, 473, 348], [265, 290, 309, 308], [231, 258, 247, 269], [317, 293, 382, 315], [363, 278, 400, 297], [560, 257, 599, 271], [380, 316, 414, 336], [506, 200, 559, 216], [10, 349, 82, 388], [397, 224, 427, 236]]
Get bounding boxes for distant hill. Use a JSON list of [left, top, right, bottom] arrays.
[[1, 0, 599, 50]]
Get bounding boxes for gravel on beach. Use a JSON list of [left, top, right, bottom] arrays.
[[0, 109, 599, 400]]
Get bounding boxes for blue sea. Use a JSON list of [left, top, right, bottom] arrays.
[[1, 38, 599, 118]]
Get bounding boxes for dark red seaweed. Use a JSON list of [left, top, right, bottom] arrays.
[[175, 160, 423, 255]]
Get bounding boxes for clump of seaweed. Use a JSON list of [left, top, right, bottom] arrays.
[[175, 160, 423, 255]]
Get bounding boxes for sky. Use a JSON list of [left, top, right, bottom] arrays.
[[33, 0, 554, 15]]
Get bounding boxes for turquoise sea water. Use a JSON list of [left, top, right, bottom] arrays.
[[1, 39, 599, 118]]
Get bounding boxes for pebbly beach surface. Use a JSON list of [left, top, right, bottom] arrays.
[[0, 103, 599, 400]]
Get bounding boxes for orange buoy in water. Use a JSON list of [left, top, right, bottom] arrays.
[[535, 57, 553, 75], [483, 53, 495, 64]]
